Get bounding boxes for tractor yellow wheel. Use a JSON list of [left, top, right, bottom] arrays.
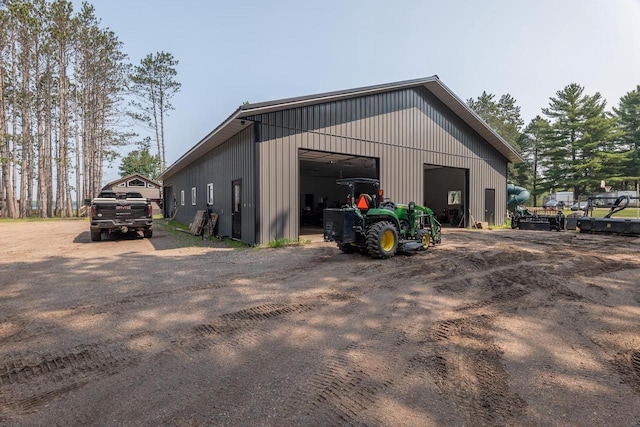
[[366, 221, 398, 259], [416, 229, 430, 250], [381, 229, 396, 252]]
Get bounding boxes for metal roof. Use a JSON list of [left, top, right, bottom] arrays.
[[160, 76, 522, 180]]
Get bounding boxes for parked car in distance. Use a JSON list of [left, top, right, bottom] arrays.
[[571, 201, 589, 211], [543, 200, 564, 209]]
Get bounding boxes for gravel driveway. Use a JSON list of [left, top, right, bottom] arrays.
[[1, 219, 639, 426]]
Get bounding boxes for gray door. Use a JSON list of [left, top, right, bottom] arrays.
[[485, 188, 495, 224], [232, 180, 241, 239]]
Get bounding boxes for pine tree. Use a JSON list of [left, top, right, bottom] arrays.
[[541, 83, 615, 199], [518, 116, 551, 206], [467, 92, 525, 182], [129, 51, 181, 171], [612, 85, 640, 190], [0, 0, 130, 218]]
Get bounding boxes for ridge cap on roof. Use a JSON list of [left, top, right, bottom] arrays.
[[238, 76, 440, 112]]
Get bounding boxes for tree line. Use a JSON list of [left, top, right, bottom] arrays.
[[0, 0, 179, 219], [468, 83, 640, 206]]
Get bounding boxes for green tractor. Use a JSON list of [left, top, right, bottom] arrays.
[[323, 178, 441, 259]]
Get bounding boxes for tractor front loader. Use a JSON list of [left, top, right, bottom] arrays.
[[323, 178, 441, 259]]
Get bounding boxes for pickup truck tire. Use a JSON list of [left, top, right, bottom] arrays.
[[143, 229, 153, 238], [90, 231, 102, 241]]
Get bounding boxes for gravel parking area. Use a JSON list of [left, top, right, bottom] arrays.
[[1, 220, 639, 426]]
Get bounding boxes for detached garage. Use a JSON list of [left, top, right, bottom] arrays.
[[159, 76, 521, 245]]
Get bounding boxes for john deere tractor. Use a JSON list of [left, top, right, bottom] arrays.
[[323, 178, 441, 259]]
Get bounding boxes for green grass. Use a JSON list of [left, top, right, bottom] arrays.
[[162, 219, 189, 231], [588, 207, 640, 218], [156, 219, 253, 249], [491, 221, 512, 229], [220, 237, 251, 249], [265, 237, 311, 248]]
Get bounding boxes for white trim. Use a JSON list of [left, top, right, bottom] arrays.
[[191, 187, 197, 206], [127, 178, 146, 187]]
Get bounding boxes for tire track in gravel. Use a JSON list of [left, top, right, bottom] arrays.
[[615, 350, 640, 395], [399, 248, 532, 425], [281, 270, 526, 425], [0, 254, 351, 348], [172, 303, 316, 354], [278, 246, 538, 424], [0, 343, 139, 417], [415, 240, 640, 425], [0, 299, 325, 419], [280, 283, 441, 424], [418, 315, 527, 426]]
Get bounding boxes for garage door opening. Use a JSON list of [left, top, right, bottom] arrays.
[[424, 165, 469, 228], [299, 149, 379, 241]]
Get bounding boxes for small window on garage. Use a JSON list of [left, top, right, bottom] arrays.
[[128, 178, 146, 187], [117, 182, 126, 188], [192, 187, 197, 205], [207, 183, 214, 205], [147, 183, 155, 189], [180, 190, 185, 206]]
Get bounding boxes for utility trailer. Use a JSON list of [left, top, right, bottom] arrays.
[[577, 196, 640, 236], [510, 207, 565, 231]]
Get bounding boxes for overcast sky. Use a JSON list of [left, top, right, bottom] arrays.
[[72, 0, 640, 183]]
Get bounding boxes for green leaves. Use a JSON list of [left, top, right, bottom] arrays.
[[119, 144, 161, 180], [541, 83, 614, 198], [128, 51, 181, 171], [612, 85, 640, 186], [467, 91, 525, 181], [468, 81, 640, 203]]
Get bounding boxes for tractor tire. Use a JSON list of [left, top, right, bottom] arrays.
[[434, 226, 442, 244], [366, 221, 398, 259], [90, 231, 101, 242], [143, 229, 153, 238], [337, 243, 357, 253], [416, 229, 430, 250]]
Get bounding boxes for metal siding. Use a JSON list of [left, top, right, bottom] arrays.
[[247, 86, 509, 244], [161, 126, 256, 244]]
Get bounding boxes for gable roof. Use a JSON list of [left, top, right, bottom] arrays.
[[102, 173, 161, 190], [160, 76, 522, 180]]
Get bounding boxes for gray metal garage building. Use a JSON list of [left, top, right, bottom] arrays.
[[159, 76, 522, 245]]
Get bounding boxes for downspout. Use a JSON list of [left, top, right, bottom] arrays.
[[253, 120, 261, 245]]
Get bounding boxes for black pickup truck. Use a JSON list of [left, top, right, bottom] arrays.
[[86, 191, 153, 241]]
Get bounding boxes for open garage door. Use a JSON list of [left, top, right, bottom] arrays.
[[299, 149, 379, 240], [424, 165, 469, 228]]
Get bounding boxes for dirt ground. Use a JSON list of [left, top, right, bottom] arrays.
[[1, 220, 639, 426]]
